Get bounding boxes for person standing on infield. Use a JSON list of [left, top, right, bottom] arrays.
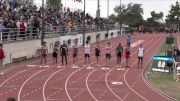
[[84, 41, 90, 67], [116, 43, 123, 67], [138, 44, 144, 68], [106, 42, 112, 67], [72, 41, 78, 68], [0, 44, 5, 74], [40, 42, 48, 66], [52, 44, 58, 66], [60, 41, 68, 66], [126, 35, 131, 47], [125, 44, 130, 68], [95, 42, 100, 66]]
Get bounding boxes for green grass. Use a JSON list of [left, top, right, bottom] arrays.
[[147, 37, 180, 100]]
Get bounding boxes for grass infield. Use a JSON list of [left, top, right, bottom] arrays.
[[147, 36, 180, 100]]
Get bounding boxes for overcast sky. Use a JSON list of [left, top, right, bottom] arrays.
[[34, 0, 178, 20]]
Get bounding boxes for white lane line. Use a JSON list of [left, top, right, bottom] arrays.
[[0, 67, 36, 88], [64, 37, 127, 101], [142, 38, 177, 101], [104, 38, 154, 101], [18, 66, 56, 101], [123, 37, 161, 101], [43, 68, 66, 101], [86, 37, 145, 101]]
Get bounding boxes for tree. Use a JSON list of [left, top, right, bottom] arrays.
[[47, 0, 62, 10], [166, 1, 180, 25], [114, 3, 144, 27], [151, 11, 164, 21], [145, 11, 164, 28]]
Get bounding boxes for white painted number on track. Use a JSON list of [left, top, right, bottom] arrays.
[[27, 65, 37, 67], [131, 40, 144, 48], [101, 67, 110, 70]]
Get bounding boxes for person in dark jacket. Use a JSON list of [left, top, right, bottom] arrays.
[[116, 43, 123, 67], [60, 41, 68, 65]]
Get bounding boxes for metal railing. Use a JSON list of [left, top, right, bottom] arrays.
[[0, 24, 118, 43]]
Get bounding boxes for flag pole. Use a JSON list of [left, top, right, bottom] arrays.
[[83, 0, 86, 46], [41, 0, 45, 45]]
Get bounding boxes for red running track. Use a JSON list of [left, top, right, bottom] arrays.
[[0, 34, 177, 101]]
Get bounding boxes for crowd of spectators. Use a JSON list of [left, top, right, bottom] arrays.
[[0, 0, 115, 34]]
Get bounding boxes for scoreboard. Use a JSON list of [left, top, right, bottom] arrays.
[[152, 56, 174, 73]]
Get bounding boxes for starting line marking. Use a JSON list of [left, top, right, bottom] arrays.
[[111, 81, 123, 85], [86, 67, 94, 69], [40, 65, 50, 68], [27, 65, 37, 67], [71, 66, 80, 69], [101, 67, 110, 70], [116, 68, 126, 71], [56, 66, 62, 68]]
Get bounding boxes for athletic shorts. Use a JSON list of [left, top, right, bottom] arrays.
[[117, 53, 122, 58], [52, 52, 57, 58], [95, 54, 100, 57], [106, 54, 111, 59], [127, 42, 131, 47], [73, 54, 77, 57], [42, 54, 47, 57], [138, 56, 143, 60], [85, 54, 90, 58]]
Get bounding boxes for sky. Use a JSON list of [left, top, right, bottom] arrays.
[[34, 0, 178, 20]]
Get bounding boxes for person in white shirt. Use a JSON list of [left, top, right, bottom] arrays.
[[106, 42, 112, 67], [84, 41, 90, 66], [138, 44, 144, 68], [40, 42, 48, 66]]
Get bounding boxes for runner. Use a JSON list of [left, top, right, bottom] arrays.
[[40, 42, 48, 66], [138, 44, 144, 68], [60, 41, 68, 66], [72, 41, 78, 68], [106, 42, 112, 67], [84, 41, 90, 67], [52, 44, 58, 66], [0, 44, 5, 74], [95, 42, 100, 66], [7, 97, 16, 101], [125, 44, 130, 68], [116, 43, 123, 67], [126, 35, 131, 47]]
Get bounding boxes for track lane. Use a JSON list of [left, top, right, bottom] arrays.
[[86, 35, 153, 101]]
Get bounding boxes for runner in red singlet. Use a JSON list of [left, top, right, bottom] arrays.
[[73, 42, 78, 67], [125, 44, 130, 68]]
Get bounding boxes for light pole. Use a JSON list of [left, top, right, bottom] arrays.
[[83, 0, 86, 46], [41, 0, 45, 45], [107, 0, 109, 37], [96, 0, 100, 18], [119, 0, 122, 36]]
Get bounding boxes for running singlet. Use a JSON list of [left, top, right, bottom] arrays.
[[73, 45, 78, 55], [138, 48, 144, 57], [116, 46, 123, 54], [85, 44, 90, 54], [60, 45, 68, 55], [41, 47, 48, 55], [95, 47, 100, 55], [106, 46, 111, 54], [125, 48, 130, 58], [0, 49, 4, 59], [53, 47, 58, 53]]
